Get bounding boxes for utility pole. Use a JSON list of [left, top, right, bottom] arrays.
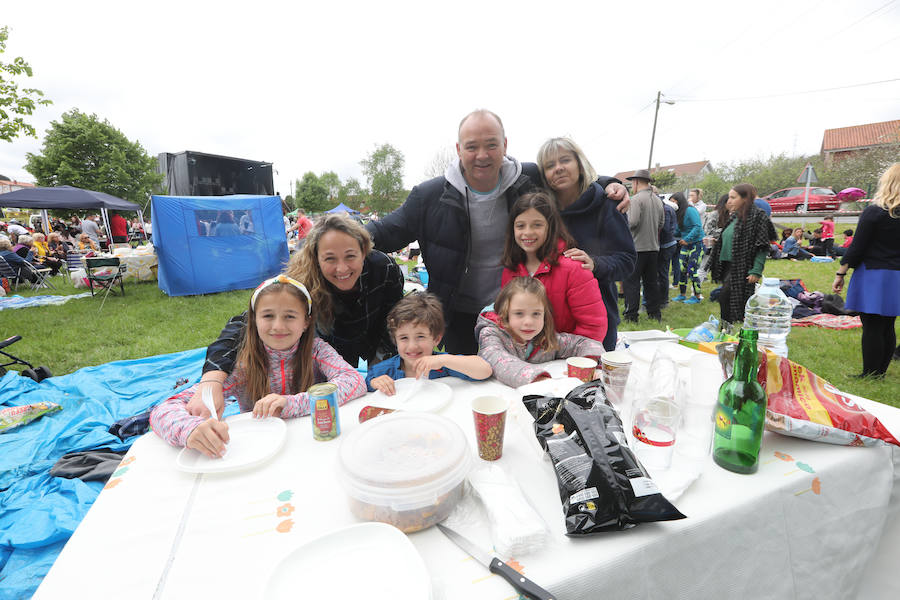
[[648, 91, 675, 171]]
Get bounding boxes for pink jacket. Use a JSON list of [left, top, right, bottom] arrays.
[[475, 311, 604, 388], [501, 240, 607, 343], [150, 337, 366, 447]]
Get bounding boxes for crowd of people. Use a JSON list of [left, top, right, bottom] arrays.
[[0, 212, 151, 287], [4, 109, 897, 388], [182, 109, 896, 402]]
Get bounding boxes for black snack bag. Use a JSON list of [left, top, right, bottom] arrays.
[[523, 381, 686, 535]]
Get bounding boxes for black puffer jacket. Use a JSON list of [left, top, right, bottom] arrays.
[[366, 163, 540, 315]]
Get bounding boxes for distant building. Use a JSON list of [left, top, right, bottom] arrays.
[[821, 119, 900, 167], [614, 160, 714, 188], [0, 179, 35, 194]]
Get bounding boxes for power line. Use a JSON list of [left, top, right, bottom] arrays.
[[671, 77, 900, 103], [829, 0, 898, 39]]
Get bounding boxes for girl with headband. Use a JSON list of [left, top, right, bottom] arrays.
[[191, 213, 402, 421], [150, 275, 366, 458]]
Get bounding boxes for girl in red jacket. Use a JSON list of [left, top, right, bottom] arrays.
[[500, 191, 607, 343]]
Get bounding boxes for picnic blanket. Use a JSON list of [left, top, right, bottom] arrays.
[[791, 313, 862, 329], [0, 348, 207, 600], [0, 293, 92, 311]]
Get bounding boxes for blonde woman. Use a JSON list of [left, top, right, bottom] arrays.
[[189, 213, 403, 418], [833, 163, 900, 378], [32, 232, 64, 275]]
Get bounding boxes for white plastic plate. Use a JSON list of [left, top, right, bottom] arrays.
[[263, 522, 431, 599], [175, 413, 286, 474], [369, 378, 452, 413]]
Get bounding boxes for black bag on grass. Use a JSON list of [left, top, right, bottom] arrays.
[[523, 381, 685, 535]]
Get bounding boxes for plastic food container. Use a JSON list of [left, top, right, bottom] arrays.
[[338, 412, 471, 533]]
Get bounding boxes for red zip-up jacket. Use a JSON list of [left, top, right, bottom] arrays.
[[501, 239, 607, 343]]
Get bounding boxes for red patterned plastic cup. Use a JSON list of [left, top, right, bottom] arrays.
[[472, 396, 508, 461], [567, 357, 598, 382]]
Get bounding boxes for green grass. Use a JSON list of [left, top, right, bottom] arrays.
[[3, 255, 898, 408]]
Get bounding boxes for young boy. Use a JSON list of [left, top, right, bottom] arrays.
[[366, 293, 492, 394]]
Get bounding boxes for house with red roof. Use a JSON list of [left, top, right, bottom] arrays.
[[614, 160, 713, 185], [821, 119, 900, 167]]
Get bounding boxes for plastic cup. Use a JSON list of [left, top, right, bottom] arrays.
[[676, 353, 726, 461], [600, 352, 633, 406], [567, 357, 598, 382], [631, 398, 681, 471], [472, 396, 508, 461]]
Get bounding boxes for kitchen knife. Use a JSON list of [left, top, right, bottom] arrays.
[[436, 523, 555, 600]]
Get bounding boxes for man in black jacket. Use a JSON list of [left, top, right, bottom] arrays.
[[367, 109, 625, 354]]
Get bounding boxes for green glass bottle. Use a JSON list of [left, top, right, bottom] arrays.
[[713, 328, 768, 474]]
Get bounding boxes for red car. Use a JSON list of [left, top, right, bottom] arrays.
[[762, 187, 840, 213]]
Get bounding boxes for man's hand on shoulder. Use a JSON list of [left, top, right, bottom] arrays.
[[605, 183, 630, 213]]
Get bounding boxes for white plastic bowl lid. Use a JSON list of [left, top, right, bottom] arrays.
[[338, 412, 471, 505]]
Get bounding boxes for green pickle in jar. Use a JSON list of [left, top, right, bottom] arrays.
[[309, 383, 341, 441]]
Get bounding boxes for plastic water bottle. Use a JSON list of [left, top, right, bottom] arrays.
[[685, 315, 719, 343], [743, 277, 792, 357]]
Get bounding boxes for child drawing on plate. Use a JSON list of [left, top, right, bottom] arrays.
[[365, 292, 492, 395], [150, 276, 365, 458], [501, 190, 607, 343], [475, 277, 605, 387]]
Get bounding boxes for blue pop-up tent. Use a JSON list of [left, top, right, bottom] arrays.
[[151, 194, 288, 296], [326, 202, 359, 214]]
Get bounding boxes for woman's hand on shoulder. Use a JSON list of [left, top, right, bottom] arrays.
[[253, 393, 286, 418], [604, 183, 630, 213], [186, 420, 230, 459], [563, 247, 594, 272]]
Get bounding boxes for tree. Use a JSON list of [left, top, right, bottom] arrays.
[[24, 109, 162, 204], [283, 194, 296, 211], [319, 171, 341, 204], [360, 143, 405, 215], [0, 26, 52, 142], [424, 146, 455, 179], [339, 177, 365, 211], [650, 170, 677, 190], [295, 171, 329, 213]]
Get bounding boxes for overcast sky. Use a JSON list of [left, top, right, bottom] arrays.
[[2, 0, 898, 196]]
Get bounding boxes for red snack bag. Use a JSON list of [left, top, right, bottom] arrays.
[[763, 353, 899, 447]]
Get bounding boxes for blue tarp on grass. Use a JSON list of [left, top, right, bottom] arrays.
[[0, 349, 369, 599], [0, 348, 207, 600]]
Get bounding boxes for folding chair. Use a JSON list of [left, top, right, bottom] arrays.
[[65, 252, 86, 274], [22, 261, 55, 291], [85, 257, 126, 297], [0, 256, 24, 291]]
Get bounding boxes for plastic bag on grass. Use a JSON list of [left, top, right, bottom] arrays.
[[70, 268, 88, 289], [523, 381, 685, 535]]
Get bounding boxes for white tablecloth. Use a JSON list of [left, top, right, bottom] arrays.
[[79, 251, 158, 281], [34, 344, 900, 600]]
